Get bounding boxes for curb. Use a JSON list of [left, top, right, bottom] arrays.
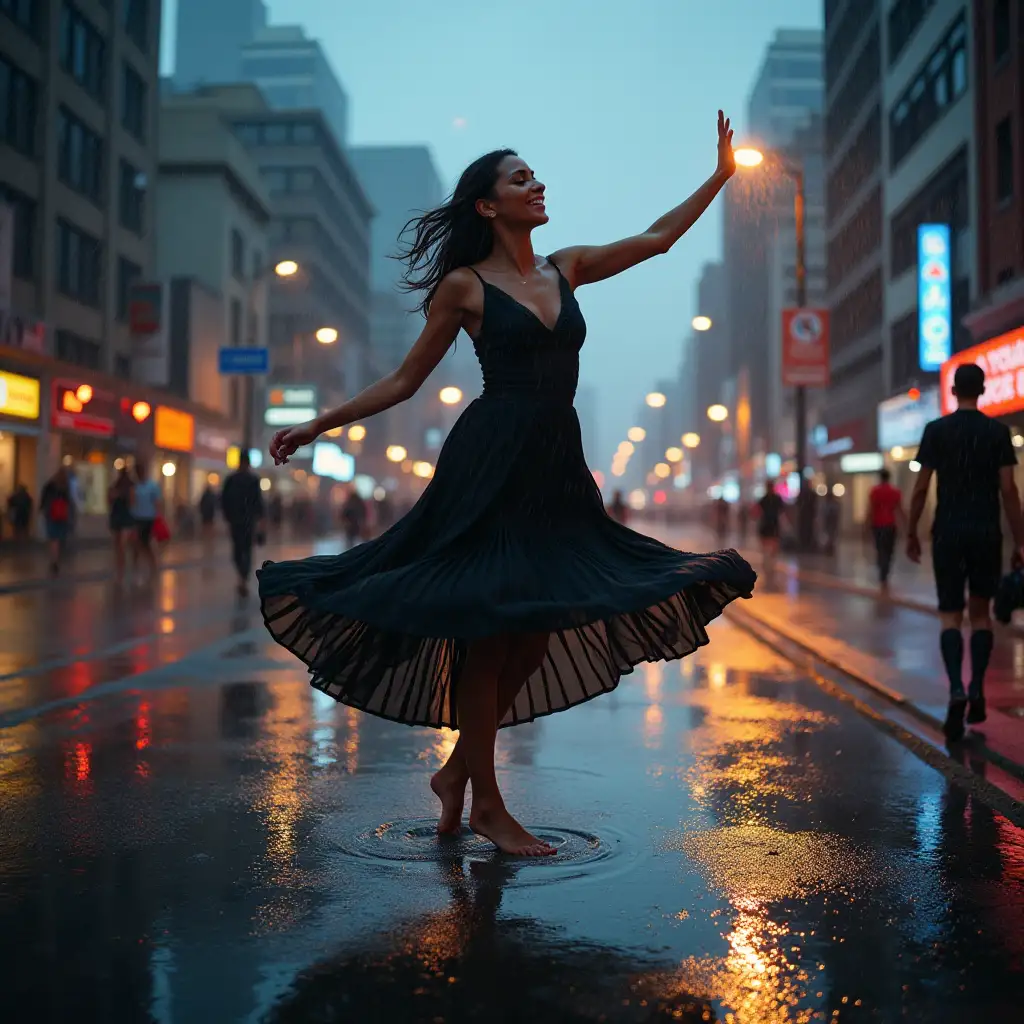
[[726, 598, 1024, 786]]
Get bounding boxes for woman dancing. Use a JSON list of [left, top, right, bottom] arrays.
[[260, 110, 756, 856]]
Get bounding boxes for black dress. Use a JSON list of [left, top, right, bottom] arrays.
[[258, 259, 756, 729]]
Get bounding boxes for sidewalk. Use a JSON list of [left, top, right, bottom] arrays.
[[656, 525, 1024, 778]]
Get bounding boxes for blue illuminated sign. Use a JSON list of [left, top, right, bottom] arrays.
[[918, 224, 952, 372]]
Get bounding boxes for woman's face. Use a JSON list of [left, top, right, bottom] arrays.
[[479, 155, 548, 227]]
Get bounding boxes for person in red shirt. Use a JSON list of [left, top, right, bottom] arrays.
[[867, 468, 904, 589]]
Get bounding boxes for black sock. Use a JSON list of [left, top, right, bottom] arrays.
[[969, 630, 994, 699], [940, 629, 965, 699]]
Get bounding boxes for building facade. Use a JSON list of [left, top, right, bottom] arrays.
[[173, 0, 268, 91]]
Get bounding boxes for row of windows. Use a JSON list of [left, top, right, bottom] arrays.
[[826, 2, 870, 96], [60, 3, 107, 103], [827, 185, 882, 292], [996, 116, 1015, 203], [57, 106, 104, 205], [772, 87, 823, 110], [56, 329, 101, 370], [826, 105, 880, 218], [831, 267, 883, 356], [0, 55, 37, 157], [1, 0, 41, 37], [890, 146, 968, 278], [116, 255, 141, 321], [57, 218, 102, 306], [889, 14, 967, 171], [241, 55, 315, 78], [0, 183, 35, 280], [889, 277, 970, 389], [122, 62, 147, 140], [124, 0, 149, 53], [119, 158, 145, 233], [826, 23, 880, 158], [888, 0, 936, 67], [993, 0, 1012, 65]]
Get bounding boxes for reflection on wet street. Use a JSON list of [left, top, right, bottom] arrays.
[[2, 569, 1024, 1022]]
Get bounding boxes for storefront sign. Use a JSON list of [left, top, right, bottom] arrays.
[[840, 452, 885, 474], [877, 387, 941, 450], [918, 224, 952, 371], [195, 426, 232, 462], [129, 282, 163, 335], [51, 379, 115, 437], [0, 369, 40, 420], [154, 406, 195, 452], [781, 308, 830, 387], [940, 327, 1024, 416]]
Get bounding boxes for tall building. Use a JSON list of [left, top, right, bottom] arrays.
[[964, 0, 1023, 345], [822, 0, 884, 461], [0, 0, 207, 534], [240, 27, 350, 150], [723, 29, 824, 490], [173, 0, 268, 90]]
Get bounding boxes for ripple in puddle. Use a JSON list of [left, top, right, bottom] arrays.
[[328, 817, 627, 882]]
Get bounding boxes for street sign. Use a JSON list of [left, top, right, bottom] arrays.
[[218, 347, 269, 375], [781, 308, 830, 387], [918, 224, 951, 371]]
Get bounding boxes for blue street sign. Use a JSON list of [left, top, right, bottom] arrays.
[[218, 346, 269, 375], [918, 224, 951, 372]]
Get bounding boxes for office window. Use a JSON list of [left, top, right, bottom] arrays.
[[116, 255, 141, 320], [996, 117, 1014, 203], [114, 354, 132, 379], [119, 159, 145, 232], [59, 4, 107, 103], [826, 23, 880, 156], [123, 0, 148, 52], [993, 0, 1011, 64], [241, 55, 314, 77], [230, 298, 242, 345], [293, 121, 316, 144], [887, 0, 937, 66], [56, 219, 103, 307], [55, 329, 101, 369], [121, 62, 147, 140], [889, 15, 968, 170], [0, 56, 38, 157], [263, 123, 288, 144], [231, 229, 245, 279], [252, 250, 263, 280], [1, 0, 42, 37], [57, 107, 104, 205], [0, 184, 37, 280]]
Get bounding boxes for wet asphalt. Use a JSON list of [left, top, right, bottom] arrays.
[[1, 547, 1023, 1023]]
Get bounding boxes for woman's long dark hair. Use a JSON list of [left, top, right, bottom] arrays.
[[395, 149, 516, 316]]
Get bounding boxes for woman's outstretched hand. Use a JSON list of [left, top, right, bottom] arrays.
[[716, 109, 735, 180], [270, 419, 321, 465]]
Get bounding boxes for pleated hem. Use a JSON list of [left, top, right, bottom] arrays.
[[259, 570, 752, 731]]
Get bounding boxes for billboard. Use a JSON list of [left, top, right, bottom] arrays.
[[781, 308, 830, 387], [918, 224, 952, 371], [940, 327, 1024, 416], [877, 387, 941, 450]]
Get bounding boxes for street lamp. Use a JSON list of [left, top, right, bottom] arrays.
[[735, 142, 813, 549], [348, 424, 366, 442], [274, 260, 299, 277], [627, 426, 646, 442], [315, 326, 338, 344], [645, 392, 667, 408], [386, 444, 407, 463], [665, 446, 683, 463], [439, 386, 463, 405], [682, 432, 701, 448], [653, 462, 671, 479], [707, 404, 729, 423], [691, 315, 712, 332]]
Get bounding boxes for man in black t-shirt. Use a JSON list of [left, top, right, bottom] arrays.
[[221, 452, 265, 598], [757, 481, 786, 587], [907, 362, 1024, 742]]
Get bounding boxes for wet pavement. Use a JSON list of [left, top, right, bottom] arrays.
[[3, 543, 1024, 1022]]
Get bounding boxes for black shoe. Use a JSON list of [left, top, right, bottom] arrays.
[[966, 696, 987, 724], [943, 698, 967, 743]]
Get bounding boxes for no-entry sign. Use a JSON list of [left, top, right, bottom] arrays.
[[781, 308, 830, 387]]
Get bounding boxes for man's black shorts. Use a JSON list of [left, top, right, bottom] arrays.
[[931, 531, 1003, 613]]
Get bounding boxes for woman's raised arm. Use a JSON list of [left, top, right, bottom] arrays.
[[551, 110, 735, 289]]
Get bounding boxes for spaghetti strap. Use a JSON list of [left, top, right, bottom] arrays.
[[467, 265, 486, 285], [546, 256, 564, 279]]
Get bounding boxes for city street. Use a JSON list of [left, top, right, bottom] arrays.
[[2, 534, 1024, 1023]]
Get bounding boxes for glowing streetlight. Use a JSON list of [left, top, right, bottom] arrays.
[[691, 315, 712, 332], [618, 441, 635, 456], [734, 147, 765, 168], [348, 424, 367, 442], [413, 461, 434, 478], [315, 326, 338, 344], [75, 384, 93, 404], [386, 445, 407, 463], [654, 462, 671, 479], [161, 461, 176, 478], [665, 446, 683, 463], [645, 392, 667, 409], [627, 426, 646, 443], [439, 386, 463, 405], [707, 404, 729, 423], [682, 432, 701, 449], [274, 260, 299, 277]]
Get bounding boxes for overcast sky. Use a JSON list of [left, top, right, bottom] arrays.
[[161, 0, 823, 467]]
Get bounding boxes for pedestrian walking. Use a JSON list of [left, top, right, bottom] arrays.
[[756, 481, 786, 588], [258, 115, 755, 857], [866, 468, 903, 590], [821, 490, 840, 556], [907, 363, 1024, 742], [6, 484, 33, 542], [607, 489, 628, 525], [221, 451, 265, 597], [713, 496, 730, 545], [340, 490, 367, 546], [40, 468, 73, 575], [130, 460, 162, 583], [108, 466, 135, 583]]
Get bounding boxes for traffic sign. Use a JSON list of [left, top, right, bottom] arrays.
[[781, 308, 830, 387], [218, 347, 269, 375]]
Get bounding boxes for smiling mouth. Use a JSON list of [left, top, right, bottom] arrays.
[[528, 198, 546, 207]]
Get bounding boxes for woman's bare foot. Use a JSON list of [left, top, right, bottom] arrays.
[[430, 766, 468, 834], [469, 802, 556, 857]]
